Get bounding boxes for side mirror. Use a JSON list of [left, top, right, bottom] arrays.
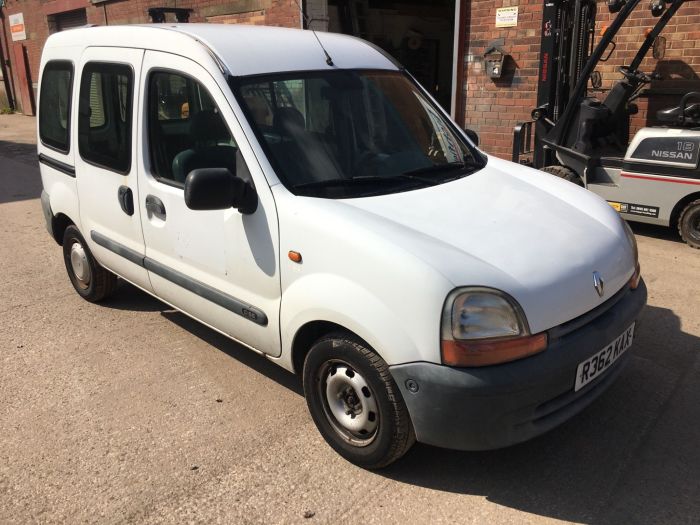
[[653, 36, 666, 60], [184, 168, 258, 215], [600, 41, 617, 62], [464, 128, 479, 147], [591, 71, 603, 89]]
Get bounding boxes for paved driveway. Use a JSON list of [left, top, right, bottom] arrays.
[[1, 114, 699, 524]]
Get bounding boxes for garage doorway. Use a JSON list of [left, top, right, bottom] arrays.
[[305, 0, 457, 114]]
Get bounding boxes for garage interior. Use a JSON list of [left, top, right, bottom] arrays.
[[305, 0, 456, 112]]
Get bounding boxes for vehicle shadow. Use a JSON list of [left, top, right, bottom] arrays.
[[102, 281, 304, 395], [378, 304, 700, 524], [0, 140, 41, 204], [630, 220, 684, 244], [0, 139, 37, 164], [160, 309, 304, 396], [100, 281, 168, 312]]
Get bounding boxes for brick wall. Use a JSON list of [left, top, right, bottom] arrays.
[[0, 0, 300, 102], [461, 0, 700, 158], [591, 0, 700, 136], [462, 0, 543, 159]]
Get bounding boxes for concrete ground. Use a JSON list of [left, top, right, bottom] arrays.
[[1, 112, 699, 524]]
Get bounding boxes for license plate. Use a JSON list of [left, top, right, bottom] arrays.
[[574, 323, 635, 392]]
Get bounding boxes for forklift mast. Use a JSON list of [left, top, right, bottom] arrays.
[[517, 0, 596, 167]]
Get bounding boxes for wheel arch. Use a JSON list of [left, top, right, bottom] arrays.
[[51, 213, 74, 245], [291, 320, 371, 376], [670, 191, 700, 228]]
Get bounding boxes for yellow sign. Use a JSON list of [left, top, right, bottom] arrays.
[[496, 7, 518, 28]]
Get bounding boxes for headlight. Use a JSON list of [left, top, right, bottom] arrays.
[[448, 290, 523, 339], [441, 288, 547, 367], [620, 216, 641, 289]]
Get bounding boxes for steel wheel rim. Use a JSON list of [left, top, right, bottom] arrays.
[[318, 360, 379, 447], [69, 241, 90, 289]]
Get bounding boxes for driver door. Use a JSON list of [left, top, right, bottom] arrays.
[[136, 51, 281, 356]]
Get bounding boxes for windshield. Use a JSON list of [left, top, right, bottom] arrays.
[[233, 70, 483, 198]]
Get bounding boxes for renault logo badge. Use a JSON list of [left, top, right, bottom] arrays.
[[593, 271, 604, 297]]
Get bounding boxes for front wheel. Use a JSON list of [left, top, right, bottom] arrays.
[[541, 165, 584, 187], [678, 199, 700, 249], [302, 334, 415, 469]]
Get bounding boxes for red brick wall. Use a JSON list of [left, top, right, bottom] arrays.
[[591, 0, 700, 136], [460, 0, 700, 158], [0, 0, 300, 100], [462, 0, 543, 159]]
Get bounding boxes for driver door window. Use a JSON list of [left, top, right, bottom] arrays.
[[148, 71, 238, 186]]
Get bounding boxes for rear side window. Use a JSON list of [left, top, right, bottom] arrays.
[[78, 62, 133, 173], [39, 61, 73, 153]]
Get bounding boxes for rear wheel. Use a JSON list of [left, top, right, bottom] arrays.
[[678, 199, 700, 249], [542, 165, 584, 187], [302, 333, 415, 469], [62, 225, 119, 302]]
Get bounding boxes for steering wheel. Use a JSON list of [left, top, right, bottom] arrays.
[[619, 66, 652, 83], [353, 150, 380, 173]]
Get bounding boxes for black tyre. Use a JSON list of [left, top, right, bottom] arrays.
[[542, 164, 584, 187], [302, 333, 415, 469], [62, 225, 119, 302], [678, 199, 700, 249]]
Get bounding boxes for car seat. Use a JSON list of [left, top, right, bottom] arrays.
[[272, 107, 343, 185], [172, 110, 237, 183]]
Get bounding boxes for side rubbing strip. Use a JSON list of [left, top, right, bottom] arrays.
[[90, 230, 267, 326], [91, 230, 145, 267], [144, 258, 268, 326], [38, 153, 76, 177]]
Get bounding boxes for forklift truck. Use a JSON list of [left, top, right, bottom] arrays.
[[513, 0, 700, 248]]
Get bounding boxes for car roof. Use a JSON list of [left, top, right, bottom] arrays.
[[44, 24, 400, 77]]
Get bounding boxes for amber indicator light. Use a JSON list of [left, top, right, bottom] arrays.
[[441, 333, 548, 367], [288, 251, 302, 263]]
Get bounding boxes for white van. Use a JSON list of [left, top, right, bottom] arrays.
[[38, 24, 646, 468]]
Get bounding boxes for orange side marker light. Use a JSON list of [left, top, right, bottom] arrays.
[[288, 251, 302, 263]]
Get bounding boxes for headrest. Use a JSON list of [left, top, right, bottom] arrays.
[[191, 109, 230, 142]]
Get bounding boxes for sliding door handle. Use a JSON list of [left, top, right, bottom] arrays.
[[117, 186, 134, 216]]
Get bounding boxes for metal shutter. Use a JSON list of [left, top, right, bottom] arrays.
[[55, 9, 87, 32]]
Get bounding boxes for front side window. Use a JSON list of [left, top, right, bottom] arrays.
[[234, 70, 483, 198], [39, 61, 73, 152], [78, 63, 133, 173], [148, 71, 238, 186]]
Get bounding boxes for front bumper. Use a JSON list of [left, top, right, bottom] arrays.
[[390, 279, 647, 451]]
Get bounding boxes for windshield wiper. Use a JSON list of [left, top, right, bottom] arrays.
[[403, 159, 485, 177], [293, 174, 439, 191]]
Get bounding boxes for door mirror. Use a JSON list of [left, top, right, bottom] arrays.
[[653, 36, 666, 60], [184, 168, 258, 215], [600, 40, 617, 62], [464, 128, 479, 147], [591, 71, 603, 89]]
